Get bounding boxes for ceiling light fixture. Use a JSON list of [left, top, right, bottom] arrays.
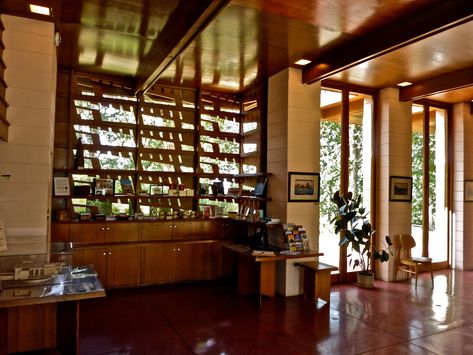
[[397, 81, 413, 87], [29, 4, 51, 16], [294, 59, 312, 66]]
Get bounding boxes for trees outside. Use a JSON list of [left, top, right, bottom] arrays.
[[72, 95, 245, 216], [412, 131, 437, 230]]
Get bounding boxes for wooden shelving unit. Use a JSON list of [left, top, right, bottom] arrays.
[[53, 71, 267, 218]]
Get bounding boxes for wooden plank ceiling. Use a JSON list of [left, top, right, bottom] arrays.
[[1, 0, 473, 103]]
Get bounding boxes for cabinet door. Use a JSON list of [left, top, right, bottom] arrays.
[[224, 220, 248, 240], [141, 222, 173, 241], [73, 247, 107, 284], [50, 223, 70, 242], [202, 220, 225, 239], [106, 244, 141, 288], [69, 223, 106, 244], [172, 221, 203, 240], [105, 222, 139, 243], [174, 241, 225, 281], [142, 243, 177, 284]]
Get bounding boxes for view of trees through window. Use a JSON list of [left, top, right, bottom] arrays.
[[411, 105, 448, 262], [57, 74, 263, 218], [318, 88, 372, 274]]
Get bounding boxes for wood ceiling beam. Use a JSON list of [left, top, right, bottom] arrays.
[[302, 0, 473, 85], [399, 67, 473, 102], [135, 0, 230, 94]]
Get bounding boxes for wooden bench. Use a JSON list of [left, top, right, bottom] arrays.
[[295, 261, 338, 305]]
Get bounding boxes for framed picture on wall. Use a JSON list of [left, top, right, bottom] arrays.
[[288, 172, 320, 202], [53, 177, 70, 196], [465, 181, 473, 201], [389, 176, 412, 202]]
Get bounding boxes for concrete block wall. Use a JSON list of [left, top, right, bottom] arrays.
[[268, 68, 321, 295], [267, 69, 289, 222], [0, 15, 56, 241], [377, 87, 412, 280]]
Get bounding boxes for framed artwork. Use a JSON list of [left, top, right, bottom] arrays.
[[465, 181, 473, 202], [53, 177, 70, 196], [93, 178, 114, 196], [288, 172, 320, 202], [389, 176, 412, 201]]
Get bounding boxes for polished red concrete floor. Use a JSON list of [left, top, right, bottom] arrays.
[[79, 270, 473, 354]]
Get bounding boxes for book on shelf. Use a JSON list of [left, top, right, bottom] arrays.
[[120, 178, 134, 195]]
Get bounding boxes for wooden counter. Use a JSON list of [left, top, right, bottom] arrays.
[[222, 244, 322, 304], [0, 266, 105, 355]]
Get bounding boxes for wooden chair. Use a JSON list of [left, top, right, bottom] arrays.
[[397, 234, 434, 287]]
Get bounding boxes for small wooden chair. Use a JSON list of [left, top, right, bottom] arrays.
[[398, 234, 433, 287]]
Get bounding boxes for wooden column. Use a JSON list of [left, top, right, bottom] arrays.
[[422, 105, 430, 257]]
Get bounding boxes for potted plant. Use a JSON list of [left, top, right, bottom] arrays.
[[331, 191, 392, 288]]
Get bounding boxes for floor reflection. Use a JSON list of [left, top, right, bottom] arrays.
[[80, 269, 473, 354]]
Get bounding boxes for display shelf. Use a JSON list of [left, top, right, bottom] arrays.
[[233, 172, 270, 178]]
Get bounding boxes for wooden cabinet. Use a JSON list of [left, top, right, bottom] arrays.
[[142, 241, 225, 285], [172, 221, 203, 240], [105, 244, 141, 287], [104, 223, 139, 243], [202, 219, 248, 240], [74, 244, 141, 288], [141, 220, 203, 241], [53, 219, 249, 289], [58, 222, 139, 244], [50, 222, 70, 242]]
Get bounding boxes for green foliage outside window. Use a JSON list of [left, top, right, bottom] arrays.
[[412, 132, 437, 229], [320, 121, 341, 225]]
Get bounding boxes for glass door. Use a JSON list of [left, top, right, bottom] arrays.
[[319, 85, 374, 279]]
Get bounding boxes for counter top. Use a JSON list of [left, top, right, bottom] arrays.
[[0, 265, 105, 308]]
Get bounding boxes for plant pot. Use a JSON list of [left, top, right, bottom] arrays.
[[357, 272, 374, 288]]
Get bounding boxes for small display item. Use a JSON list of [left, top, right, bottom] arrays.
[[253, 176, 267, 197], [94, 214, 106, 221], [55, 210, 71, 222], [80, 213, 91, 221], [94, 178, 114, 196], [202, 206, 211, 218], [120, 179, 134, 195], [211, 180, 224, 195], [115, 214, 130, 221], [149, 185, 163, 196], [73, 185, 91, 196]]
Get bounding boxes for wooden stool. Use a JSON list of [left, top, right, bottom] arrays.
[[295, 261, 338, 305]]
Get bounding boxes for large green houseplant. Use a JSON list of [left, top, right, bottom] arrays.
[[331, 191, 392, 288]]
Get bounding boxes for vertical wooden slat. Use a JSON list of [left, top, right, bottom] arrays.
[[447, 106, 454, 266], [339, 89, 350, 281], [423, 105, 430, 257]]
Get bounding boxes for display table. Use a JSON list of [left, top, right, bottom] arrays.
[[222, 244, 322, 304], [0, 241, 105, 354], [0, 265, 105, 354]]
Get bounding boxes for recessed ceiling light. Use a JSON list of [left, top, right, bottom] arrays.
[[29, 4, 51, 16], [397, 81, 413, 87], [294, 59, 312, 66]]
